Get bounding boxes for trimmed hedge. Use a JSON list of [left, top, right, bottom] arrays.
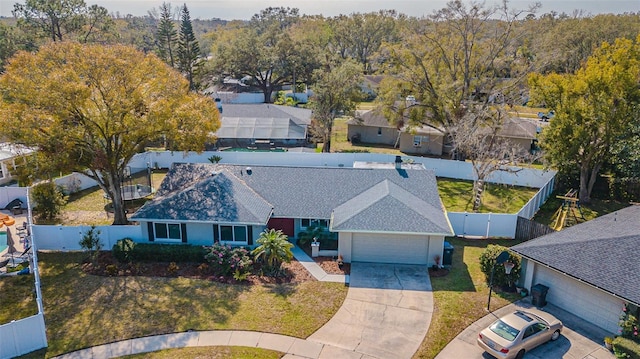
[[614, 336, 640, 359], [112, 240, 208, 263]]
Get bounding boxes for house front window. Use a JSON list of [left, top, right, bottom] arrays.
[[301, 218, 328, 228], [214, 224, 248, 244], [154, 222, 182, 241], [413, 136, 422, 147], [377, 127, 382, 136]]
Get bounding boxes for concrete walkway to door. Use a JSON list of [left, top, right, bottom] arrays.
[[309, 263, 434, 359]]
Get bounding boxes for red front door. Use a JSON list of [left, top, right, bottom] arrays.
[[267, 218, 295, 238]]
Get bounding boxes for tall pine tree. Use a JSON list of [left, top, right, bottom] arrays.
[[177, 3, 200, 91], [155, 2, 177, 67]]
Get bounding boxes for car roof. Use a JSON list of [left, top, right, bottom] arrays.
[[499, 311, 541, 330]]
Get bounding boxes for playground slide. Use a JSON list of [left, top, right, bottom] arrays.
[[553, 208, 567, 231]]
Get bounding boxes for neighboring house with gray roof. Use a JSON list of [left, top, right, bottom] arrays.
[[346, 110, 446, 156], [131, 162, 453, 265], [511, 205, 640, 333], [347, 110, 539, 157], [214, 104, 313, 149]]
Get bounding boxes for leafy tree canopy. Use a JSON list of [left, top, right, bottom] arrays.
[[529, 36, 640, 202], [0, 42, 220, 224], [12, 0, 116, 43]]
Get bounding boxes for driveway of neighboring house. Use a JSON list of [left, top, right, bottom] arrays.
[[435, 300, 615, 359], [309, 262, 434, 359]]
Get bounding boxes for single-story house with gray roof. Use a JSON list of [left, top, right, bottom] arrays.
[[346, 110, 446, 156], [131, 162, 453, 265], [511, 204, 640, 333], [214, 104, 313, 149]]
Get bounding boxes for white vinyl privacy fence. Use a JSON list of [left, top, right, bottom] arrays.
[[32, 151, 556, 244], [0, 190, 47, 359], [33, 224, 142, 251]]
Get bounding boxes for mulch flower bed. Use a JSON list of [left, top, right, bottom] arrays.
[[428, 267, 450, 277], [81, 251, 344, 285], [312, 256, 350, 275]]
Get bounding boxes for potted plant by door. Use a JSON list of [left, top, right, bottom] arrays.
[[604, 336, 613, 351], [337, 254, 344, 269]]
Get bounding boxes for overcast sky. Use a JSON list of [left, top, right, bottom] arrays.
[[1, 0, 638, 19]]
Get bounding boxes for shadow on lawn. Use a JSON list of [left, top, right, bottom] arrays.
[[430, 242, 476, 292], [20, 252, 250, 358]]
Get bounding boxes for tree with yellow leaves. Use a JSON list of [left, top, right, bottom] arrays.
[[0, 42, 220, 224]]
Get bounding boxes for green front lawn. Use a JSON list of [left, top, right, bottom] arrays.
[[16, 252, 346, 358], [415, 237, 522, 359], [437, 178, 538, 213], [0, 275, 38, 323]]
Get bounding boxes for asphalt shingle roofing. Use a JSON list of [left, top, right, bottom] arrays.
[[131, 169, 273, 224], [331, 180, 451, 234], [511, 204, 640, 306], [132, 162, 452, 236]]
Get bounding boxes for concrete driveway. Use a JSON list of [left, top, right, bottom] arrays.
[[309, 262, 433, 359], [435, 300, 614, 359]]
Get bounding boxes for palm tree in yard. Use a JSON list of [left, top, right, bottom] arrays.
[[252, 229, 293, 270]]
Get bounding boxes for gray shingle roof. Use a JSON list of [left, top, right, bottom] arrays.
[[331, 180, 451, 234], [346, 109, 394, 128], [131, 168, 273, 224], [132, 163, 452, 236], [511, 205, 640, 306], [220, 104, 312, 125], [498, 118, 538, 139]]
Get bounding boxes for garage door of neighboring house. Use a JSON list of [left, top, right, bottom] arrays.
[[533, 266, 622, 333], [351, 233, 428, 264], [267, 218, 295, 238]]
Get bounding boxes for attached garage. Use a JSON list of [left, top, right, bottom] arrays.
[[528, 263, 622, 333], [351, 233, 428, 264], [512, 205, 640, 335]]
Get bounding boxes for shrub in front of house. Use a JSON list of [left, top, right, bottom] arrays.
[[479, 245, 521, 290], [613, 336, 640, 359], [112, 238, 136, 262], [205, 243, 253, 279], [112, 241, 208, 263]]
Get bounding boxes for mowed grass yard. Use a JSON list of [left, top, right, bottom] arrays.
[[15, 252, 347, 358], [437, 178, 538, 213], [414, 237, 522, 359], [8, 239, 523, 359]]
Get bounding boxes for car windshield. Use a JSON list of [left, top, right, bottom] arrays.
[[490, 320, 520, 341]]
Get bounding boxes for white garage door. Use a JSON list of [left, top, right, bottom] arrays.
[[352, 233, 428, 264], [533, 266, 622, 333]]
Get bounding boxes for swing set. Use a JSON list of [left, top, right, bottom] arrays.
[[551, 189, 585, 230]]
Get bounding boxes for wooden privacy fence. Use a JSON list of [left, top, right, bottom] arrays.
[[515, 216, 555, 241]]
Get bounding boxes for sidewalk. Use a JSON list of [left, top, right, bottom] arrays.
[[52, 330, 361, 359]]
